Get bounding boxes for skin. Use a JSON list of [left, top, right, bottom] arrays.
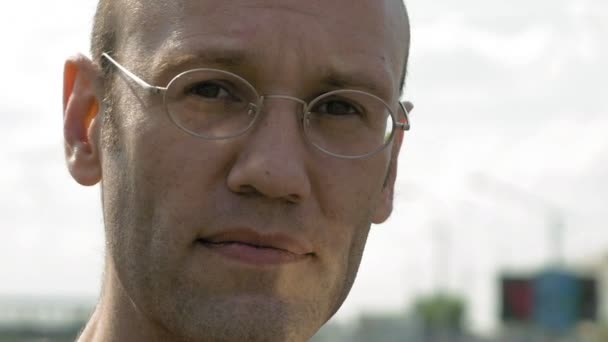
[[62, 0, 412, 341]]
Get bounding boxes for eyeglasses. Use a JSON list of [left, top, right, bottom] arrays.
[[102, 53, 410, 159]]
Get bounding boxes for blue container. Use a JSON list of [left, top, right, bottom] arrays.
[[533, 270, 580, 333]]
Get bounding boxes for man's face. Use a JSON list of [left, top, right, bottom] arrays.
[[101, 0, 407, 340]]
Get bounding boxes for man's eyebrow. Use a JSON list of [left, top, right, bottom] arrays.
[[152, 49, 247, 82], [321, 71, 391, 98]]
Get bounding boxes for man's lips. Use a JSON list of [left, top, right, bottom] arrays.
[[196, 228, 314, 265]]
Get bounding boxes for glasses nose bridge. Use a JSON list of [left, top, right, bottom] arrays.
[[259, 95, 309, 117]]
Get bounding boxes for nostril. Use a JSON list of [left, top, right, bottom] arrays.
[[284, 194, 301, 204], [236, 185, 261, 196]]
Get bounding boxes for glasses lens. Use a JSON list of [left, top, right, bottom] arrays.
[[165, 70, 259, 139], [305, 90, 395, 158]]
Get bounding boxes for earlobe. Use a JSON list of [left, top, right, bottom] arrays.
[[63, 54, 103, 186]]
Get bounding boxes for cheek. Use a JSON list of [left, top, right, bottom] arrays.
[[313, 215, 372, 317], [313, 154, 389, 226], [307, 157, 387, 309], [117, 127, 231, 242], [101, 116, 235, 295], [338, 220, 371, 299]]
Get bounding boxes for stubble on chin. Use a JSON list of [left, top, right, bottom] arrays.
[[152, 284, 323, 342]]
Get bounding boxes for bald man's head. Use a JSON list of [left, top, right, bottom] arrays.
[[91, 0, 411, 152]]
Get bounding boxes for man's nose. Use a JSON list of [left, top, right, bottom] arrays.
[[226, 98, 312, 203]]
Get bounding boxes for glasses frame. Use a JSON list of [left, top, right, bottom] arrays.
[[101, 52, 410, 159]]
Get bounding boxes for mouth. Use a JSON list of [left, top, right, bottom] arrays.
[[195, 229, 314, 266]]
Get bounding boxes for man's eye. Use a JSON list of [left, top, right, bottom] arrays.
[[187, 82, 231, 99], [315, 100, 360, 116]]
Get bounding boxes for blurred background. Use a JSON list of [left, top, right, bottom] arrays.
[[1, 0, 607, 341]]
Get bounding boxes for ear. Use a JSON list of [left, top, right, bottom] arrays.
[[371, 101, 414, 224], [63, 54, 103, 186]]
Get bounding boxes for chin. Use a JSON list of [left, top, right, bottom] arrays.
[[156, 292, 322, 342]]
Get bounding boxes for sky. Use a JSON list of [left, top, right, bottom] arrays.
[[1, 0, 606, 334]]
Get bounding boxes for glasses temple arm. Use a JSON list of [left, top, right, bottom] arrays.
[[101, 53, 164, 95]]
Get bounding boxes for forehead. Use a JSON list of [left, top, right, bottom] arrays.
[[118, 0, 407, 93]]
